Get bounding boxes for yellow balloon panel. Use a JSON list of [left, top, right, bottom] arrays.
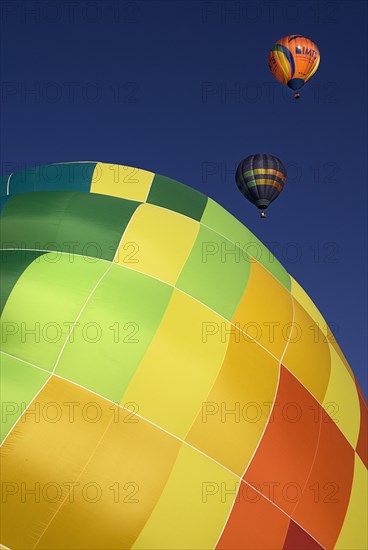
[[233, 260, 293, 360], [122, 289, 229, 439], [186, 327, 280, 476], [115, 203, 199, 285], [335, 455, 368, 550], [282, 297, 331, 403], [323, 344, 361, 448], [91, 163, 154, 202], [132, 444, 238, 550]]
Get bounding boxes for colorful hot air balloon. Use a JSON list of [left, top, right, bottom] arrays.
[[235, 153, 286, 218], [1, 163, 367, 550], [268, 35, 320, 99]]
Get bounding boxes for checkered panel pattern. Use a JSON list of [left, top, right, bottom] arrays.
[[1, 162, 366, 550]]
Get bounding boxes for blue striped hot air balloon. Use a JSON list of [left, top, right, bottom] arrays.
[[235, 154, 287, 218]]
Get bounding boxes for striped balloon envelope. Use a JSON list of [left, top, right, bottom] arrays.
[[268, 35, 320, 99], [235, 153, 286, 217], [0, 162, 366, 550]]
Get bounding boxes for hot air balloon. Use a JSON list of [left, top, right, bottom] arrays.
[[1, 162, 367, 550], [235, 153, 286, 218], [268, 35, 320, 99]]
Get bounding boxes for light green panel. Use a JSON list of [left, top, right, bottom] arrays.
[[176, 224, 251, 320], [201, 198, 254, 245], [0, 250, 47, 314], [201, 198, 291, 290], [0, 353, 50, 442], [0, 254, 109, 371], [55, 265, 174, 403]]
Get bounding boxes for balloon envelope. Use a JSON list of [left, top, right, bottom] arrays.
[[235, 153, 286, 213], [0, 162, 366, 550], [268, 35, 320, 98]]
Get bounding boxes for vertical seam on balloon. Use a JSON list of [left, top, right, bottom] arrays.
[[6, 173, 13, 196], [51, 263, 113, 376], [143, 173, 155, 203], [213, 293, 295, 549], [289, 406, 323, 518], [90, 161, 99, 192], [249, 291, 296, 468], [112, 202, 145, 262], [32, 411, 117, 550], [0, 350, 326, 550], [51, 205, 141, 376]]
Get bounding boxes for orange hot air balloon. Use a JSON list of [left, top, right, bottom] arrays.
[[268, 35, 320, 99]]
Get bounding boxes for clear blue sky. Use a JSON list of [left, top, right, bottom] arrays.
[[1, 0, 367, 394]]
